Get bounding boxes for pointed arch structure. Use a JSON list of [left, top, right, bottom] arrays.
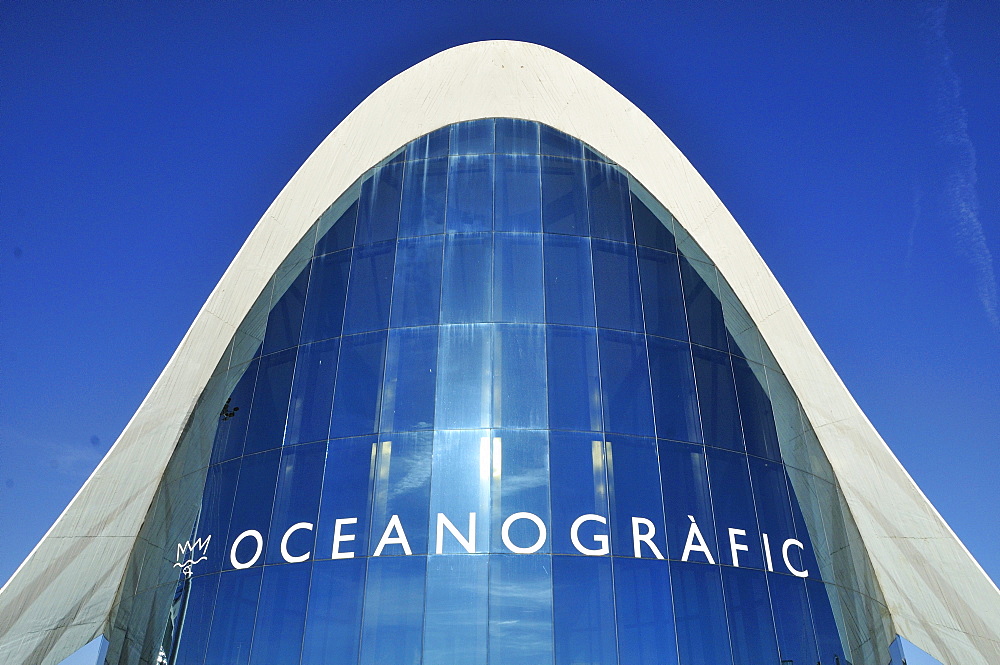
[[1, 40, 997, 665]]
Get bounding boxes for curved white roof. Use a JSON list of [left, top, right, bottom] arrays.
[[1, 40, 997, 665]]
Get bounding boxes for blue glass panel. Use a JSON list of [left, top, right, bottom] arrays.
[[587, 160, 633, 242], [225, 449, 280, 571], [493, 233, 544, 322], [658, 440, 717, 561], [435, 324, 491, 430], [490, 430, 550, 553], [381, 326, 438, 433], [355, 161, 402, 245], [211, 359, 259, 464], [788, 477, 822, 580], [399, 157, 448, 237], [614, 557, 678, 665], [546, 325, 602, 432], [343, 240, 396, 334], [769, 572, 820, 665], [406, 126, 449, 160], [440, 233, 492, 324], [359, 556, 426, 665], [543, 234, 595, 326], [552, 556, 617, 665], [248, 562, 311, 665], [447, 155, 494, 233], [732, 357, 781, 460], [261, 263, 310, 355], [243, 348, 296, 455], [608, 435, 665, 558], [300, 249, 351, 344], [429, 430, 491, 553], [680, 257, 729, 352], [285, 338, 339, 446], [494, 324, 547, 429], [592, 239, 643, 332], [315, 436, 375, 561], [494, 155, 542, 232], [598, 328, 654, 436], [583, 143, 611, 163], [194, 460, 239, 576], [315, 200, 358, 256], [670, 562, 734, 665], [172, 573, 219, 665], [748, 457, 799, 572], [549, 431, 609, 554], [495, 118, 539, 154], [300, 558, 367, 665], [369, 431, 432, 555], [540, 124, 584, 158], [489, 554, 554, 665], [203, 569, 262, 665], [450, 118, 494, 155], [692, 345, 744, 452], [638, 246, 687, 342], [541, 157, 588, 235], [265, 441, 325, 564], [706, 447, 763, 569], [390, 235, 443, 328], [631, 194, 676, 252], [808, 579, 851, 665], [329, 330, 387, 438], [721, 566, 780, 664], [647, 335, 702, 444], [423, 555, 489, 664]]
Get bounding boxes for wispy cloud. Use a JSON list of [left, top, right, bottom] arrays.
[[923, 0, 999, 332]]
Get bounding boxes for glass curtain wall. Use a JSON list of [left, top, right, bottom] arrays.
[[110, 120, 893, 665]]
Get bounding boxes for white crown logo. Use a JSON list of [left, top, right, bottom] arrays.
[[174, 535, 211, 578]]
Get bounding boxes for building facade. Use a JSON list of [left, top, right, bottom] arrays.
[[1, 42, 998, 665], [115, 119, 891, 665]]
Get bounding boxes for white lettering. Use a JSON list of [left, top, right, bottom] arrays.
[[230, 530, 263, 569], [280, 522, 314, 563], [681, 515, 716, 564], [631, 517, 664, 559], [762, 533, 774, 571], [782, 538, 809, 578], [331, 518, 358, 559], [501, 512, 546, 554], [571, 514, 609, 556], [436, 513, 477, 554], [176, 535, 211, 562], [728, 528, 749, 567], [373, 514, 412, 556]]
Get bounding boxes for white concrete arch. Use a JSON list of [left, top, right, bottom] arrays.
[[1, 40, 996, 665]]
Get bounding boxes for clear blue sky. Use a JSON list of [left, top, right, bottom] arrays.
[[2, 3, 997, 663]]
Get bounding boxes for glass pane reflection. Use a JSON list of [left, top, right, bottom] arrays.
[[248, 562, 311, 665], [670, 562, 733, 665], [552, 556, 617, 665], [203, 568, 262, 665], [447, 155, 494, 233], [489, 554, 554, 665], [301, 558, 366, 665], [359, 556, 426, 665], [400, 157, 447, 237], [614, 557, 678, 665], [423, 555, 489, 664], [172, 573, 219, 665], [722, 566, 780, 664]]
